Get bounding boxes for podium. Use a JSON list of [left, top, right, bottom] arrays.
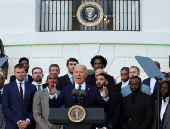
[[49, 108, 106, 129]]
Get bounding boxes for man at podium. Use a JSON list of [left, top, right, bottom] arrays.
[[49, 64, 108, 108]]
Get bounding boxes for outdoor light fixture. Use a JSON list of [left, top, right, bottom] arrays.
[[0, 39, 8, 79]]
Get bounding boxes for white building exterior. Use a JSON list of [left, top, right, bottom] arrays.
[[0, 0, 170, 84]]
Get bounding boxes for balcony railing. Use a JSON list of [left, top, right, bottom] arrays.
[[40, 0, 140, 31]]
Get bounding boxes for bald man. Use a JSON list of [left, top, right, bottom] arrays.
[[95, 69, 120, 94], [49, 64, 107, 108]]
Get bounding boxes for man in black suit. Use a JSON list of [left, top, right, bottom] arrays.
[[32, 67, 47, 90], [151, 81, 170, 129], [57, 58, 79, 91], [10, 57, 33, 83], [95, 69, 120, 94], [86, 55, 115, 86], [116, 67, 130, 92], [122, 76, 154, 129], [142, 61, 161, 100], [96, 73, 121, 129]]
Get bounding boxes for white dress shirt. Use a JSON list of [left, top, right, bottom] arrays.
[[32, 81, 43, 91], [75, 82, 86, 90], [160, 97, 169, 121], [16, 79, 25, 99], [150, 78, 157, 94], [121, 79, 130, 89], [67, 73, 75, 84]]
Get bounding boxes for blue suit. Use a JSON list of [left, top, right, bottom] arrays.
[[121, 84, 151, 97], [49, 83, 105, 108], [2, 81, 37, 129], [97, 91, 121, 129]]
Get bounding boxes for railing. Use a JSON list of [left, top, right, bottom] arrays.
[[40, 0, 140, 31]]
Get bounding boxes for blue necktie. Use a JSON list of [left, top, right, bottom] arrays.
[[78, 86, 82, 91]]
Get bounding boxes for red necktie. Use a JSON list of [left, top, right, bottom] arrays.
[[19, 83, 24, 104]]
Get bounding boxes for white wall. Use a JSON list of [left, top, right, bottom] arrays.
[[4, 44, 170, 84]]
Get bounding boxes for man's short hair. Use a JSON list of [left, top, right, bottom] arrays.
[[130, 76, 142, 83], [14, 64, 25, 69], [19, 57, 29, 64], [49, 64, 60, 71], [90, 55, 107, 68], [97, 73, 108, 80], [130, 66, 140, 73], [66, 58, 79, 66], [162, 72, 169, 77], [32, 67, 43, 74], [121, 67, 129, 73]]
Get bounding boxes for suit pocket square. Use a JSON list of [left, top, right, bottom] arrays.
[[29, 91, 32, 94]]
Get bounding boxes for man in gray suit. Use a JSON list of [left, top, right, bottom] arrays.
[[151, 81, 170, 129], [0, 74, 6, 129], [33, 73, 62, 129]]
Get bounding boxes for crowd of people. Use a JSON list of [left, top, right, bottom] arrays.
[[0, 55, 170, 129]]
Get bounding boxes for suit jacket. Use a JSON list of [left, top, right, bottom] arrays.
[[151, 100, 170, 129], [122, 92, 154, 129], [33, 88, 61, 129], [49, 83, 105, 108], [121, 84, 151, 97], [97, 91, 121, 129], [142, 78, 157, 101], [10, 74, 33, 83], [2, 81, 37, 129], [0, 92, 6, 129], [57, 74, 72, 91], [116, 82, 122, 92], [86, 73, 115, 87]]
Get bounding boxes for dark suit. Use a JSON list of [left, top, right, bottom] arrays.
[[49, 83, 105, 108], [57, 74, 72, 91], [116, 82, 122, 92], [122, 92, 154, 129], [97, 91, 121, 129], [151, 99, 170, 129], [10, 74, 33, 83], [86, 73, 115, 87], [2, 81, 37, 129], [142, 78, 157, 100]]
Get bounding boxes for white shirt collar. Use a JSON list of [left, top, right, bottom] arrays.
[[75, 82, 86, 90], [16, 79, 24, 85], [67, 73, 73, 78], [32, 81, 42, 86], [162, 97, 169, 103], [121, 79, 130, 88]]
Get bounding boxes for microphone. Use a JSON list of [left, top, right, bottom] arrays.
[[79, 90, 86, 105], [72, 89, 79, 104]]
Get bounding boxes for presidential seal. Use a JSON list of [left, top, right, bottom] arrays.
[[68, 105, 86, 122], [76, 1, 104, 26]]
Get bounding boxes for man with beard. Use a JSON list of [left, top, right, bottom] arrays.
[[95, 69, 120, 94], [0, 74, 6, 129], [32, 67, 47, 90], [56, 58, 79, 91], [96, 73, 121, 129], [122, 76, 154, 129], [86, 55, 115, 87], [33, 73, 61, 129], [2, 64, 37, 129], [151, 81, 170, 129], [10, 57, 33, 83]]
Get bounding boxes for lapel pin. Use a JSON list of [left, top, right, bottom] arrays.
[[88, 88, 90, 90]]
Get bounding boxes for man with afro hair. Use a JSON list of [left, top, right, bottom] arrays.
[[86, 55, 115, 87]]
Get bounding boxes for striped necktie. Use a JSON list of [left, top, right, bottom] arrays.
[[37, 85, 41, 91]]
